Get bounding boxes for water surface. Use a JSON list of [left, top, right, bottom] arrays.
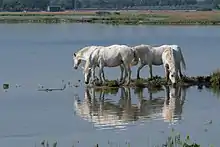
[[0, 23, 220, 147]]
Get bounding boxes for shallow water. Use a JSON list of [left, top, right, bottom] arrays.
[[0, 23, 220, 147]]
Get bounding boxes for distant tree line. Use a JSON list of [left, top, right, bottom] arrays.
[[0, 0, 219, 11]]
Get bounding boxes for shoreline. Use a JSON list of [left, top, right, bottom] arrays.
[[0, 10, 220, 25]]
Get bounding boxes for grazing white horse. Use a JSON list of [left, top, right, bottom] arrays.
[[162, 45, 186, 85], [73, 45, 131, 82], [132, 44, 186, 82], [83, 45, 138, 85]]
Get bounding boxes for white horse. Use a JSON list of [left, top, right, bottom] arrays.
[[132, 44, 186, 83], [73, 45, 132, 82], [162, 45, 186, 85], [83, 45, 138, 85]]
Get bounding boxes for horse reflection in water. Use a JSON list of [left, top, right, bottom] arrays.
[[162, 86, 186, 124], [74, 87, 142, 130], [137, 86, 186, 124], [74, 86, 186, 130], [74, 87, 131, 130]]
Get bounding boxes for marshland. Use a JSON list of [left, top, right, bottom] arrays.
[[1, 23, 220, 147]]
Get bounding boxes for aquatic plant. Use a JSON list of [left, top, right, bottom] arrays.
[[3, 83, 9, 90], [134, 78, 147, 88], [39, 132, 203, 147], [210, 69, 220, 88], [161, 131, 201, 147]]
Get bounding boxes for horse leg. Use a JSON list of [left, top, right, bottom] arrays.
[[120, 63, 127, 85], [99, 62, 105, 84], [137, 63, 145, 79], [119, 65, 124, 82], [98, 67, 104, 84], [165, 64, 170, 83], [98, 62, 106, 82], [90, 66, 96, 85], [178, 63, 183, 79], [101, 68, 106, 82], [148, 64, 153, 79], [125, 65, 132, 85]]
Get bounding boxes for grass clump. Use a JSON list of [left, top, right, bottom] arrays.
[[134, 78, 147, 88], [103, 80, 120, 87], [93, 79, 120, 87], [160, 129, 201, 147], [162, 134, 200, 147], [3, 83, 9, 90], [39, 132, 202, 147], [210, 69, 220, 88]]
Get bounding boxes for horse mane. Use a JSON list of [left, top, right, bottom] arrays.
[[75, 46, 92, 58], [165, 47, 176, 72], [83, 48, 100, 73]]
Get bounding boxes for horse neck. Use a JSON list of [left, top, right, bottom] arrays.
[[84, 50, 99, 72], [77, 46, 96, 60], [78, 51, 92, 61], [167, 48, 176, 72]]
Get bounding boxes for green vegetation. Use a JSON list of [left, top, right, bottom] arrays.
[[210, 69, 220, 88], [3, 83, 9, 90], [161, 131, 201, 147], [39, 132, 202, 147], [208, 70, 220, 97], [0, 10, 220, 25]]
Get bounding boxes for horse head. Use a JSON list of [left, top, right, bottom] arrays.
[[73, 52, 82, 70], [169, 67, 178, 87], [164, 47, 177, 87]]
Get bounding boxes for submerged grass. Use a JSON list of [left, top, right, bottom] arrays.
[[40, 132, 202, 147], [0, 11, 220, 25]]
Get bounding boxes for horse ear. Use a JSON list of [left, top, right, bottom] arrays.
[[73, 53, 76, 57]]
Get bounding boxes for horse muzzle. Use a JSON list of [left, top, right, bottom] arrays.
[[74, 66, 78, 69], [85, 81, 89, 84], [172, 82, 177, 87]]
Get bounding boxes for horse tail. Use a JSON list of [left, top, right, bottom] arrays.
[[178, 46, 186, 71]]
